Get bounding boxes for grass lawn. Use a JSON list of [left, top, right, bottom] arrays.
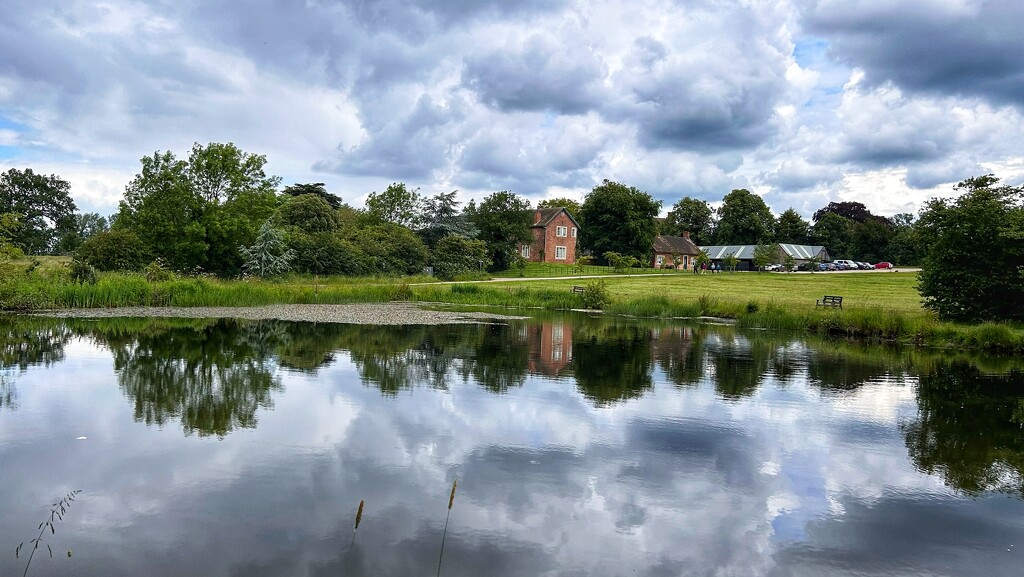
[[487, 270, 928, 316], [490, 261, 674, 278]]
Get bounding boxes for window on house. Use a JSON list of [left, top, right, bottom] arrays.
[[656, 255, 664, 266], [556, 225, 567, 237], [555, 246, 567, 260], [521, 245, 530, 258], [571, 227, 577, 237]]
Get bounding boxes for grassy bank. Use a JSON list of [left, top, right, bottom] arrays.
[[2, 259, 1022, 353]]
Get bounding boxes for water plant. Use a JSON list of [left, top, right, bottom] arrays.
[[16, 490, 82, 577], [436, 478, 457, 577]]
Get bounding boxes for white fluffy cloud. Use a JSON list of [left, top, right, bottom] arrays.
[[1, 0, 1022, 216]]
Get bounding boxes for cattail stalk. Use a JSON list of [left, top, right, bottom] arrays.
[[346, 499, 365, 576], [436, 479, 457, 577]]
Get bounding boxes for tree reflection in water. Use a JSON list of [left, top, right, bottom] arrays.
[[1, 318, 74, 411], [904, 363, 1024, 496], [572, 323, 653, 405]]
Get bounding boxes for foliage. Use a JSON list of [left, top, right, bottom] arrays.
[[723, 253, 739, 272], [288, 232, 364, 276], [115, 143, 279, 275], [714, 189, 775, 245], [0, 168, 78, 254], [352, 223, 429, 275], [775, 208, 810, 244], [917, 175, 1024, 322], [603, 251, 639, 272], [752, 244, 777, 271], [76, 229, 151, 271], [239, 221, 294, 277], [417, 190, 478, 248], [281, 182, 343, 208], [69, 258, 99, 284], [537, 197, 582, 221], [695, 250, 711, 269], [783, 253, 796, 272], [579, 279, 609, 309], [365, 182, 422, 228], [472, 190, 533, 271], [574, 255, 593, 274], [145, 259, 175, 282], [813, 201, 891, 226], [432, 234, 490, 280], [811, 211, 853, 258], [579, 180, 661, 261], [665, 197, 714, 245], [277, 193, 342, 234], [53, 212, 110, 254], [850, 217, 895, 263]]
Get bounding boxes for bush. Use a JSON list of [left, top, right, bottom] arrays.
[[145, 259, 174, 282], [579, 279, 609, 309], [432, 235, 490, 281], [76, 230, 151, 271], [289, 232, 365, 276], [69, 259, 98, 284]]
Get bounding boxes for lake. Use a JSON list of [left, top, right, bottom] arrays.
[[2, 312, 1023, 576]]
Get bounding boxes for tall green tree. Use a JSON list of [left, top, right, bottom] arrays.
[[0, 168, 77, 254], [775, 208, 810, 244], [887, 213, 924, 266], [365, 182, 422, 228], [917, 175, 1024, 322], [418, 190, 477, 248], [713, 189, 775, 245], [811, 211, 853, 258], [281, 182, 343, 208], [850, 218, 895, 262], [579, 180, 661, 261], [665, 197, 714, 245], [472, 191, 533, 271], [115, 143, 280, 274]]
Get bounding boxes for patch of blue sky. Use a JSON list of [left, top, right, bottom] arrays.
[[792, 37, 830, 68]]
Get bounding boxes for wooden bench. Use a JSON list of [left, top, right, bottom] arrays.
[[816, 295, 843, 308], [571, 285, 585, 294]]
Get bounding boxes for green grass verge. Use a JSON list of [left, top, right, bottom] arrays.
[[2, 263, 1022, 354]]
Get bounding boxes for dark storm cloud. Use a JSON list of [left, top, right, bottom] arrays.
[[805, 0, 1024, 108], [904, 158, 984, 189], [461, 34, 607, 114]]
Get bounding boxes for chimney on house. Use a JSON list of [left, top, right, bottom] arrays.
[[534, 209, 542, 224], [682, 231, 690, 240]]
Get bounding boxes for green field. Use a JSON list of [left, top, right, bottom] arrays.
[[488, 270, 928, 317]]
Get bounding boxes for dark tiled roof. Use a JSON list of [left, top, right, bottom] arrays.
[[653, 235, 700, 255], [533, 207, 581, 228]]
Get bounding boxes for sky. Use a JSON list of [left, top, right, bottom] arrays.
[[1, 0, 1023, 218]]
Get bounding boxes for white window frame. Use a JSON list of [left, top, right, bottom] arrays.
[[555, 246, 567, 260], [571, 227, 577, 237], [556, 225, 567, 237], [521, 244, 531, 258], [656, 255, 664, 266]]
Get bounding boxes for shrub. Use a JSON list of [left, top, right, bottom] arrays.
[[432, 235, 490, 280], [145, 259, 174, 282], [579, 279, 609, 309], [69, 259, 98, 285], [746, 301, 760, 314], [76, 230, 151, 271]]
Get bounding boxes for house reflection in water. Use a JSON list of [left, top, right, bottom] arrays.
[[525, 321, 574, 377]]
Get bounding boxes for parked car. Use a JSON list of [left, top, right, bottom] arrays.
[[874, 261, 893, 269], [764, 263, 783, 272], [858, 262, 873, 270], [834, 259, 858, 270]]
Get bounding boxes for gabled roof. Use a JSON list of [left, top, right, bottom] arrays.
[[699, 244, 827, 260], [778, 244, 826, 259], [533, 207, 581, 229], [700, 245, 758, 259], [653, 235, 700, 255]]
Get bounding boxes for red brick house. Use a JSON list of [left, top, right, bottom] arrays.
[[519, 207, 580, 263], [652, 232, 700, 270]]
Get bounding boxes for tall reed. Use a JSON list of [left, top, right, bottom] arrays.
[[16, 490, 82, 577], [436, 479, 457, 577]]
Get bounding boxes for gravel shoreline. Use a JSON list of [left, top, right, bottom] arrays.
[[36, 302, 527, 325]]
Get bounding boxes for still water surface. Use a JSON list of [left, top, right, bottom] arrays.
[[1, 313, 1023, 576]]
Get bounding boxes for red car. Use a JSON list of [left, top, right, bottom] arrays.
[[874, 262, 893, 269]]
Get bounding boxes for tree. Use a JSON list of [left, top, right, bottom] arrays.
[[723, 253, 739, 272], [472, 191, 533, 271], [603, 251, 639, 272], [277, 193, 342, 234], [0, 168, 77, 254], [365, 182, 422, 228], [850, 218, 895, 263], [0, 212, 23, 258], [418, 190, 477, 248], [351, 223, 429, 275], [281, 182, 343, 209], [537, 197, 582, 221], [115, 143, 280, 275], [887, 213, 924, 266], [752, 244, 777, 271], [76, 229, 151, 271], [917, 175, 1024, 322], [664, 197, 714, 245], [775, 208, 810, 244], [239, 220, 294, 277], [432, 234, 490, 280], [811, 211, 853, 258], [579, 180, 661, 262], [713, 189, 775, 245], [813, 201, 890, 225]]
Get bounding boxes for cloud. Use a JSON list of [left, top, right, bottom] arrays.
[[805, 0, 1024, 108]]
